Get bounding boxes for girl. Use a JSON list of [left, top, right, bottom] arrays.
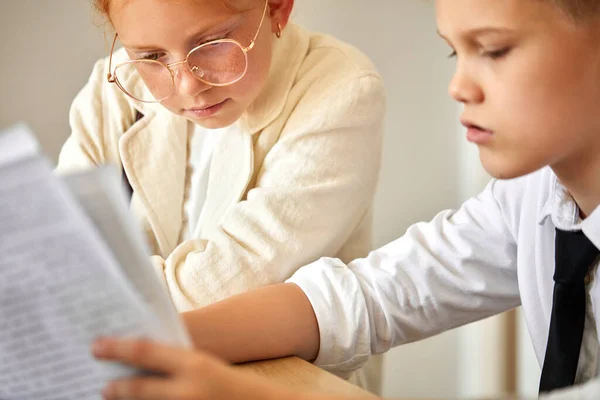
[[57, 0, 384, 390], [58, 0, 384, 311], [94, 0, 600, 399]]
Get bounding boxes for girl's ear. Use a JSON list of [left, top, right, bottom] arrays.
[[267, 0, 294, 33]]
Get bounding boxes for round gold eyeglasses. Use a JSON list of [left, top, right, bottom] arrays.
[[106, 0, 268, 103]]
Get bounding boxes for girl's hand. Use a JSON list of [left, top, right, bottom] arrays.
[[92, 337, 298, 400]]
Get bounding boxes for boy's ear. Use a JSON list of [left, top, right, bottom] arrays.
[[267, 0, 294, 31]]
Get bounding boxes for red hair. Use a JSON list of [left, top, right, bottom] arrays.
[[92, 0, 258, 21]]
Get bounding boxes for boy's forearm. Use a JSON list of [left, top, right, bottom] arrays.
[[182, 283, 320, 363]]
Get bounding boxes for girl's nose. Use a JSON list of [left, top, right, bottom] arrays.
[[173, 64, 212, 98]]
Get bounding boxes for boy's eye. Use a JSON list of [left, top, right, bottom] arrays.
[[447, 50, 457, 59], [483, 47, 511, 60]]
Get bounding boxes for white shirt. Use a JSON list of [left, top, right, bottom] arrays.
[[288, 167, 600, 398], [182, 123, 222, 240]]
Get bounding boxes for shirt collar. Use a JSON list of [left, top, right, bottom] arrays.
[[582, 206, 600, 250], [537, 170, 600, 248], [537, 171, 582, 230]]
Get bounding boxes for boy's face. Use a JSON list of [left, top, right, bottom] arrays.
[[111, 0, 274, 129], [436, 0, 600, 179]]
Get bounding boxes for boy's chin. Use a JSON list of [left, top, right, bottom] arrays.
[[480, 152, 543, 181]]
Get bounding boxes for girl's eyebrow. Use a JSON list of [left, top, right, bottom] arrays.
[[123, 14, 243, 53], [185, 14, 243, 46]]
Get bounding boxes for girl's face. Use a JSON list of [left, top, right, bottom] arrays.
[[111, 0, 277, 129], [436, 0, 600, 180]]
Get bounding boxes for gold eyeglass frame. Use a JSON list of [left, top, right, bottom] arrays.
[[106, 0, 269, 103]]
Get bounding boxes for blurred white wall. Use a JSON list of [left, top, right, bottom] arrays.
[[0, 0, 107, 159], [0, 0, 540, 398]]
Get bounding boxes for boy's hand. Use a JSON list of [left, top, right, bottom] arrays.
[[92, 337, 297, 400]]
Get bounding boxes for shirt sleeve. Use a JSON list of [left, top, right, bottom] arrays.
[[287, 179, 522, 376]]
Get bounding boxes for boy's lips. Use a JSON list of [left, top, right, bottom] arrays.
[[461, 118, 494, 145]]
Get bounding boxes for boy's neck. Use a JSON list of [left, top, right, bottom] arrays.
[[553, 139, 600, 219]]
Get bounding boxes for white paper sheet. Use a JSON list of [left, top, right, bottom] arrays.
[[0, 156, 174, 400]]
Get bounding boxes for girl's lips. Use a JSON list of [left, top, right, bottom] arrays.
[[184, 99, 229, 118]]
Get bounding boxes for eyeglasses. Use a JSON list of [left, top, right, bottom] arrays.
[[106, 0, 269, 103]]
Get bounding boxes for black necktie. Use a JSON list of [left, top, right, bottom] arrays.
[[539, 228, 599, 393]]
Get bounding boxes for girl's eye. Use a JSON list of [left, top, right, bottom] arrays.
[[203, 41, 224, 48], [141, 53, 161, 61], [447, 50, 457, 59], [199, 35, 229, 47]]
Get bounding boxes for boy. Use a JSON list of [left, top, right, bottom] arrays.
[[93, 0, 600, 398]]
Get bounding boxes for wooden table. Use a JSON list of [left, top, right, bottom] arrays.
[[238, 356, 379, 398]]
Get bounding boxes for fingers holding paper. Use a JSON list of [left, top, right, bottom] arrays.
[[92, 337, 295, 400]]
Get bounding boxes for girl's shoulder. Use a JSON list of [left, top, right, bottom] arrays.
[[288, 23, 382, 88], [267, 23, 384, 117]]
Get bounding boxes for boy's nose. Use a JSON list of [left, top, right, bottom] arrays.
[[448, 68, 484, 104]]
